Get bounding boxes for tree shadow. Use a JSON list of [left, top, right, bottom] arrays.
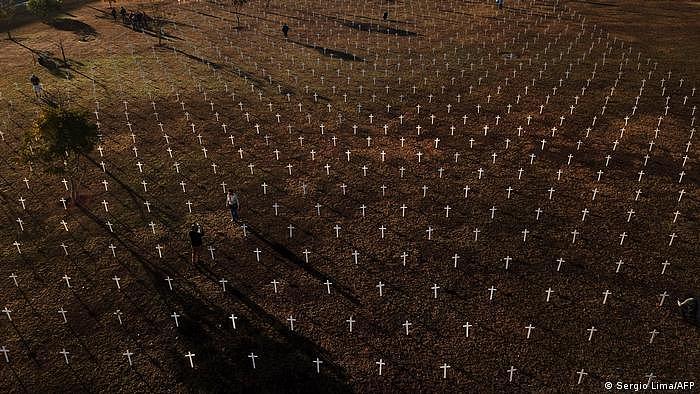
[[187, 263, 353, 393], [36, 51, 72, 79], [48, 18, 97, 36], [245, 224, 360, 306], [76, 202, 352, 392], [340, 20, 417, 36], [160, 45, 222, 70], [288, 39, 365, 62]]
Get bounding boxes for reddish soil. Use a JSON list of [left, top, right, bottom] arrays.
[[0, 0, 697, 392]]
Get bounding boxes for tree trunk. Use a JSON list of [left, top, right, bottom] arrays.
[[59, 41, 67, 66], [69, 175, 78, 203], [70, 156, 83, 205]]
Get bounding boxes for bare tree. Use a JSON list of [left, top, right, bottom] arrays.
[[146, 0, 168, 46], [231, 0, 247, 28], [0, 0, 17, 39]]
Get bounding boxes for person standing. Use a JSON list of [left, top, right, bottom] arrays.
[[30, 74, 42, 98], [282, 23, 289, 38], [189, 223, 204, 264], [226, 190, 240, 222], [382, 11, 388, 21]]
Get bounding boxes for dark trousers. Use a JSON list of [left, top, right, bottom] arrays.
[[229, 206, 238, 221]]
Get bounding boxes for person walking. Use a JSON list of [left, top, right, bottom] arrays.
[[226, 190, 240, 222], [30, 74, 42, 98], [189, 223, 204, 264], [282, 23, 289, 38]]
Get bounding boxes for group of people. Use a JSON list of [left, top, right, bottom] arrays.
[[189, 190, 240, 264], [111, 6, 151, 31]]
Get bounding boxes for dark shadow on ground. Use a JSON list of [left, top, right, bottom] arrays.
[[49, 17, 97, 35], [75, 200, 353, 392], [246, 224, 361, 306], [288, 39, 365, 62], [340, 19, 418, 36], [161, 45, 222, 69]]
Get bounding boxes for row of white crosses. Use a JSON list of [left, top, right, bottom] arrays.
[[15, 0, 697, 321], [146, 1, 684, 384], [3, 0, 694, 387], [84, 0, 682, 360]]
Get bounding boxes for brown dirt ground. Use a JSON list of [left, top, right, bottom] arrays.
[[0, 0, 698, 392]]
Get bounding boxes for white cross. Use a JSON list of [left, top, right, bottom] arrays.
[[576, 369, 587, 384], [171, 312, 181, 327], [313, 357, 323, 373], [59, 349, 70, 364], [661, 261, 670, 275], [0, 346, 9, 363], [248, 353, 258, 369], [440, 363, 451, 379], [488, 286, 497, 300], [376, 282, 384, 297], [545, 288, 554, 302], [507, 366, 517, 382], [287, 315, 296, 331], [346, 316, 355, 332], [503, 256, 513, 270], [185, 352, 195, 368], [123, 350, 134, 366], [571, 229, 579, 243], [403, 320, 412, 335], [525, 324, 535, 339], [645, 372, 656, 386], [587, 326, 597, 341], [229, 313, 238, 329], [376, 359, 385, 375], [649, 329, 659, 344], [462, 322, 472, 337], [431, 284, 440, 299]]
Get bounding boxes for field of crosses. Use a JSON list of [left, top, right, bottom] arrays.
[[0, 0, 698, 391]]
